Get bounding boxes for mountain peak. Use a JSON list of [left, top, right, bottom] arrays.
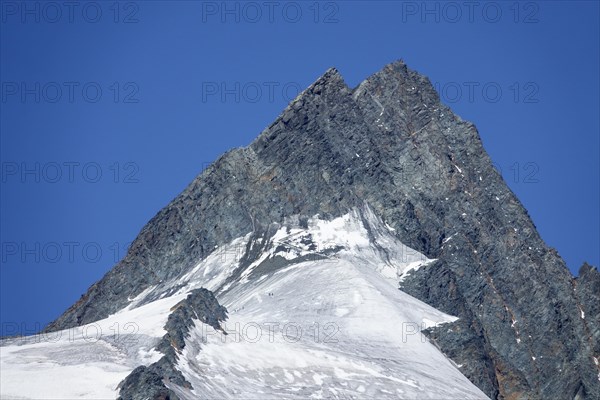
[[294, 66, 348, 100], [33, 61, 600, 400], [378, 58, 409, 74], [254, 66, 351, 144], [319, 66, 342, 81], [353, 59, 440, 107]]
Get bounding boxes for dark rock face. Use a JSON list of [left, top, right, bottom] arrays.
[[117, 365, 179, 400], [574, 263, 600, 399], [118, 289, 227, 400], [45, 61, 598, 399], [156, 288, 227, 354]]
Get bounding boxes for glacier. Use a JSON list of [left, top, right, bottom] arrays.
[[1, 206, 489, 399]]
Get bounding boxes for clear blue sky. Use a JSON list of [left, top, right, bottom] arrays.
[[1, 1, 598, 335]]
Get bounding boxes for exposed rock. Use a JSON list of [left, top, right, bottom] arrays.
[[45, 60, 599, 399], [118, 289, 227, 399], [156, 288, 227, 354], [117, 365, 179, 400]]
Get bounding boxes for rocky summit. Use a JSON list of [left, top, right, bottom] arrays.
[[2, 61, 598, 400]]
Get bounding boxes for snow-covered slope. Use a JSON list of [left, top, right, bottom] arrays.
[[0, 292, 184, 399], [1, 207, 489, 399]]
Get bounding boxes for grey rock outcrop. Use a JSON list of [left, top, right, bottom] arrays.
[[117, 366, 179, 400], [45, 61, 599, 399], [117, 288, 227, 400]]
